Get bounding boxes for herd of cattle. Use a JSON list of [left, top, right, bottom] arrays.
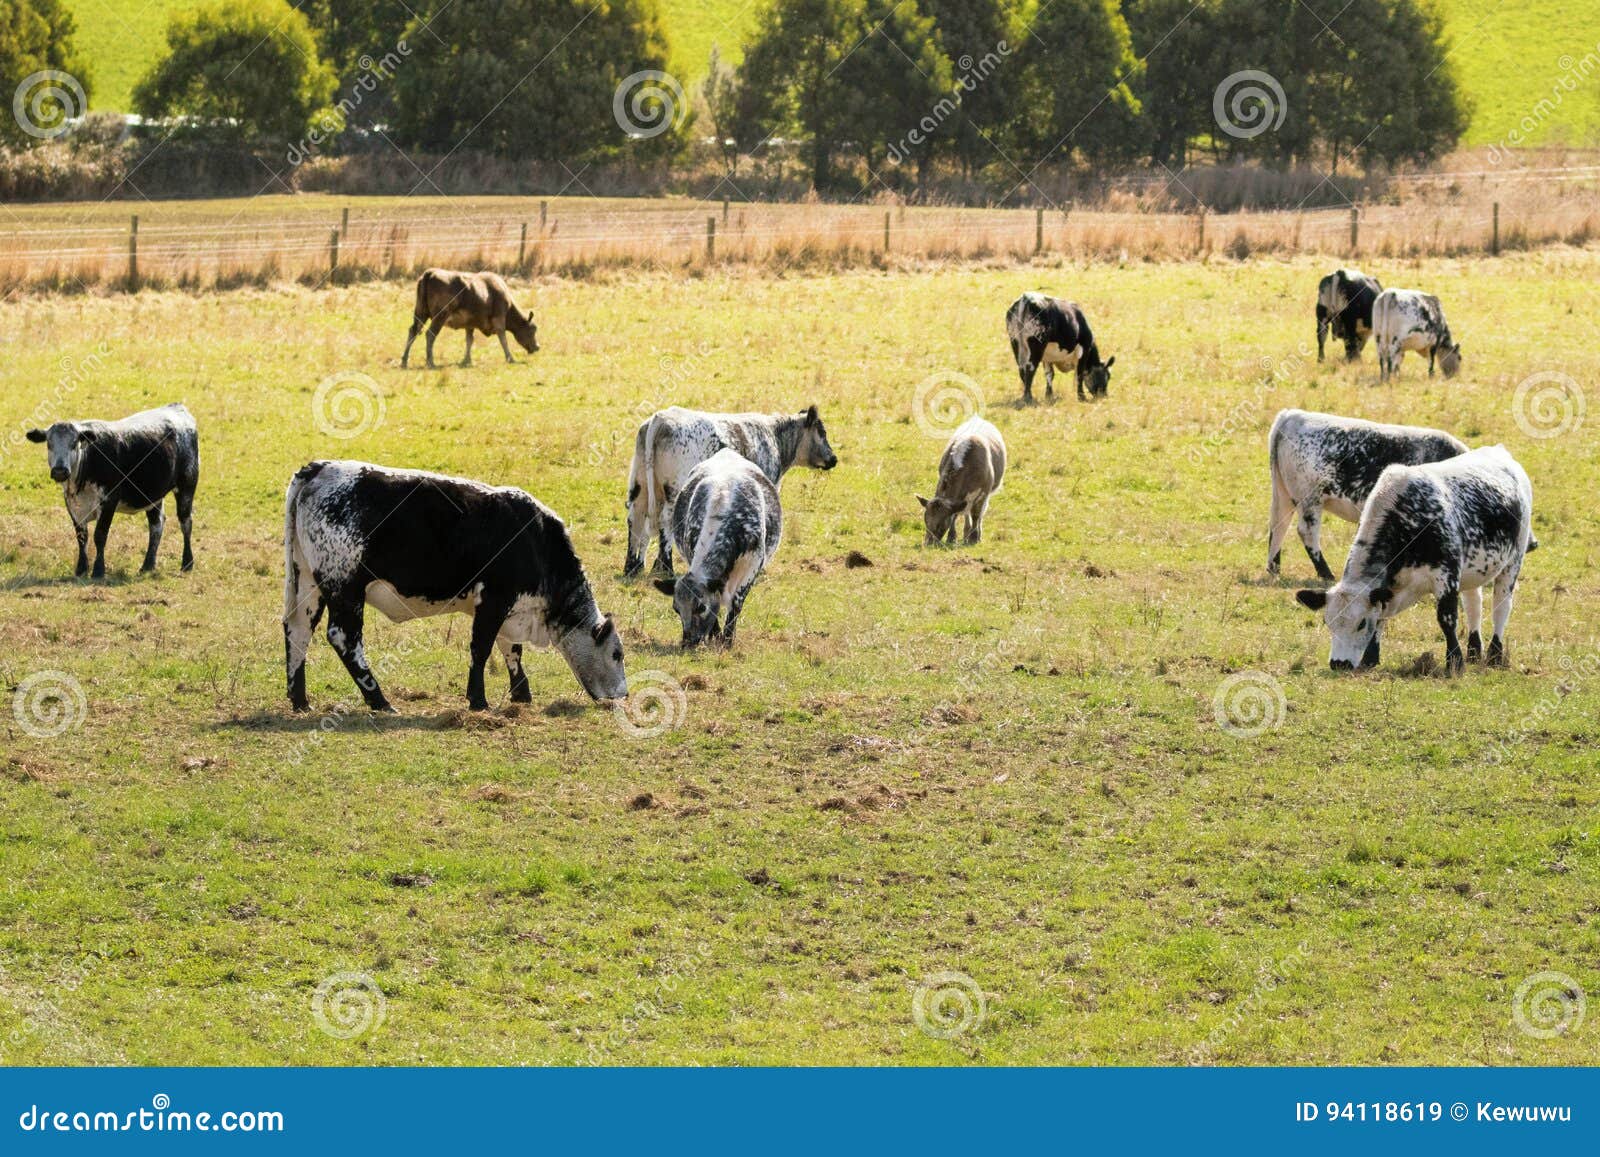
[[19, 265, 1536, 710]]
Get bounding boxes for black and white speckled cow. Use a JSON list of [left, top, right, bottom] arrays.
[[1315, 268, 1382, 362], [652, 449, 782, 647], [1293, 445, 1535, 674], [624, 405, 835, 577], [26, 403, 199, 578], [1373, 288, 1461, 381], [282, 460, 626, 712], [1005, 292, 1115, 403], [1268, 408, 1467, 580]]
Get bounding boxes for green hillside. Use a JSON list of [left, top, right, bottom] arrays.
[[62, 0, 1600, 150]]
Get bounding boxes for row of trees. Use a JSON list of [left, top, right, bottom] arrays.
[[4, 0, 1469, 186]]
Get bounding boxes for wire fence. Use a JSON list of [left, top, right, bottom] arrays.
[[5, 192, 1598, 292]]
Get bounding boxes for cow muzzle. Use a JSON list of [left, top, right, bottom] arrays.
[[50, 467, 69, 483]]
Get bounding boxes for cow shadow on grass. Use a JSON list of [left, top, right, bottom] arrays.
[[2, 569, 161, 593], [213, 701, 597, 734]]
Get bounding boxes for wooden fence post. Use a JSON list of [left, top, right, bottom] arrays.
[[519, 222, 528, 266], [341, 206, 350, 239], [706, 217, 716, 261], [128, 215, 138, 288], [723, 197, 730, 226], [1035, 206, 1044, 254], [1349, 206, 1359, 251], [1197, 207, 1206, 252], [884, 211, 891, 252], [1492, 202, 1500, 255], [330, 228, 339, 271], [540, 200, 548, 232]]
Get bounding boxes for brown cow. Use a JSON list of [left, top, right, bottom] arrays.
[[401, 269, 540, 369]]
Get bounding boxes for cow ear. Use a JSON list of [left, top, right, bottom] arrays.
[[804, 404, 818, 427], [916, 495, 930, 510], [1368, 586, 1393, 607], [76, 428, 96, 443], [1104, 356, 1115, 369], [591, 616, 613, 643], [652, 578, 678, 596], [25, 428, 46, 443], [1295, 589, 1327, 610]]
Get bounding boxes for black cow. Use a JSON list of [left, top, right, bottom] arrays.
[[283, 460, 627, 712], [26, 403, 199, 578], [1315, 268, 1382, 362], [1004, 292, 1115, 403]]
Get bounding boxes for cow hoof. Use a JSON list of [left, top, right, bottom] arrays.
[[181, 559, 194, 572], [290, 699, 310, 713], [511, 691, 533, 705], [1445, 653, 1464, 676], [467, 699, 490, 712]]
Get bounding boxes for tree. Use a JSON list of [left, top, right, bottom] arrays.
[[0, 0, 92, 147], [390, 0, 680, 162], [1011, 0, 1144, 168], [294, 0, 415, 130], [132, 0, 337, 142], [702, 44, 742, 174], [1126, 0, 1220, 169], [918, 0, 1023, 179]]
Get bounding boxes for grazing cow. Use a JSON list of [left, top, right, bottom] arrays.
[[1268, 408, 1467, 580], [918, 416, 1006, 546], [282, 460, 626, 713], [401, 269, 539, 369], [26, 403, 198, 578], [624, 404, 836, 577], [1293, 445, 1535, 674], [1316, 268, 1382, 361], [1373, 288, 1460, 381], [1004, 292, 1115, 403], [651, 449, 781, 647]]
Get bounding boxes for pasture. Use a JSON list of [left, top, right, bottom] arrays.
[[1, 250, 1597, 1064]]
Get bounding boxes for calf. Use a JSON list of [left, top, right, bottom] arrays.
[[651, 449, 781, 647], [1268, 408, 1466, 580], [26, 403, 198, 578], [401, 269, 539, 369], [1004, 292, 1115, 403], [624, 404, 836, 577], [917, 416, 1006, 546], [283, 460, 626, 712], [1316, 268, 1382, 361], [1293, 445, 1534, 674], [1373, 288, 1461, 381]]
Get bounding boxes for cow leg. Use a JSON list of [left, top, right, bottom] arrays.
[[652, 489, 675, 576], [1463, 585, 1484, 662], [496, 325, 514, 364], [71, 515, 89, 577], [1436, 588, 1464, 675], [497, 637, 532, 703], [624, 481, 650, 578], [1267, 475, 1295, 576], [1488, 568, 1519, 667], [175, 487, 195, 571], [90, 499, 117, 579], [1316, 319, 1327, 362], [425, 320, 442, 368], [283, 579, 322, 712], [965, 496, 988, 545], [1017, 356, 1035, 403], [1076, 367, 1087, 403], [1044, 364, 1054, 400], [1428, 347, 1436, 377], [1344, 334, 1362, 362], [721, 587, 749, 646], [1297, 503, 1335, 581], [401, 316, 423, 367], [466, 600, 510, 710], [326, 600, 393, 713], [461, 329, 474, 368], [141, 502, 164, 572]]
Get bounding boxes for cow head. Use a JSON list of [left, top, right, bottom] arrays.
[[1082, 355, 1115, 399], [798, 405, 838, 470], [508, 308, 539, 354], [917, 494, 959, 546], [26, 423, 95, 484], [1439, 343, 1461, 378], [1295, 585, 1389, 671], [654, 574, 721, 646], [558, 614, 628, 701]]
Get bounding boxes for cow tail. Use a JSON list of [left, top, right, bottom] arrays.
[[643, 414, 662, 523], [1267, 413, 1290, 545], [283, 462, 323, 624]]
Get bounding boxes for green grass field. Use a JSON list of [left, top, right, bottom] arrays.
[[65, 0, 1600, 150], [1, 250, 1597, 1064]]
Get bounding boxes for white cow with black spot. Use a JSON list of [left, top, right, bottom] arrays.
[[1373, 288, 1461, 381]]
